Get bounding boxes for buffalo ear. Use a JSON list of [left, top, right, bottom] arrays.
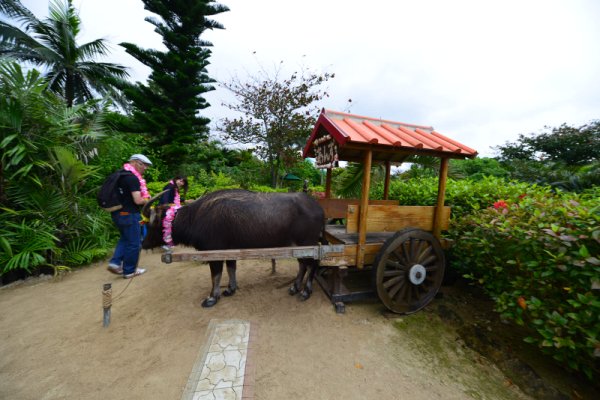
[[142, 190, 169, 218]]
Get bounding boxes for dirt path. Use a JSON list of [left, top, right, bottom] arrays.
[[0, 249, 591, 399]]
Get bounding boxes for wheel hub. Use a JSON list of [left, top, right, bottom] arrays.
[[408, 264, 426, 285]]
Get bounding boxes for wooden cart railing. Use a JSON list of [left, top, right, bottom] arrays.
[[318, 198, 452, 267]]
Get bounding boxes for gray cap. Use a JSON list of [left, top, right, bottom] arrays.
[[129, 154, 152, 165]]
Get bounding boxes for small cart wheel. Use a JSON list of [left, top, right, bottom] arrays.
[[373, 228, 445, 314]]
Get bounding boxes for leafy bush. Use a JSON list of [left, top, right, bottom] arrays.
[[449, 188, 600, 379], [374, 176, 533, 218], [147, 176, 294, 202]]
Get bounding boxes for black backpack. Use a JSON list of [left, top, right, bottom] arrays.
[[97, 170, 132, 212]]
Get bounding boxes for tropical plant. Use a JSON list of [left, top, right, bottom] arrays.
[[0, 0, 128, 107], [0, 60, 113, 277], [333, 162, 386, 198]]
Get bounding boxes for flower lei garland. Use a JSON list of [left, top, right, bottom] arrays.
[[162, 180, 181, 246], [123, 162, 150, 199]]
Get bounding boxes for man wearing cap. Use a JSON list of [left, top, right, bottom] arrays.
[[107, 154, 152, 278]]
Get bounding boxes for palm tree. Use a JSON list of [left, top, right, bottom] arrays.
[[0, 0, 128, 106]]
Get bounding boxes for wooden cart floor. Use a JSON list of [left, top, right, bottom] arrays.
[[324, 224, 394, 245]]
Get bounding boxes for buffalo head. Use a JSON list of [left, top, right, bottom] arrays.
[[141, 190, 169, 250]]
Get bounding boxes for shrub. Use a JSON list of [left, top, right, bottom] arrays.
[[450, 189, 600, 379], [376, 176, 534, 218]]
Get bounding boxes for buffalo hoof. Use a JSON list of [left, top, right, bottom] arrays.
[[288, 284, 299, 296], [223, 287, 236, 297], [201, 296, 219, 308], [300, 290, 312, 301]]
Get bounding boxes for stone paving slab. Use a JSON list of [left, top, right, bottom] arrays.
[[181, 320, 256, 400]]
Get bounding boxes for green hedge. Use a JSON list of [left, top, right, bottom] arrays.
[[376, 176, 599, 378], [374, 176, 534, 218], [146, 174, 292, 201], [449, 185, 599, 379]]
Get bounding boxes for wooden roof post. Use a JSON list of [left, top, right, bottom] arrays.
[[433, 157, 449, 238], [357, 149, 372, 268], [383, 161, 391, 200], [325, 168, 332, 198]]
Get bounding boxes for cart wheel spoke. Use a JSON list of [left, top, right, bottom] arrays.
[[383, 273, 404, 289], [373, 228, 445, 315], [416, 245, 434, 264], [421, 254, 439, 267], [383, 267, 404, 278], [394, 280, 408, 303], [388, 279, 405, 299]]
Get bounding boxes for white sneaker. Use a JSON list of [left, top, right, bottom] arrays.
[[161, 245, 173, 253], [123, 268, 146, 279], [107, 264, 123, 275]]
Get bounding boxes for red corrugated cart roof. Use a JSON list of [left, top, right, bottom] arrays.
[[303, 109, 478, 165]]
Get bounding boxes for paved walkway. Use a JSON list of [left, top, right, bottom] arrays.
[[181, 320, 256, 400]]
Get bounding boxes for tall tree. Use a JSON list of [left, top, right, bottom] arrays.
[[495, 121, 600, 165], [119, 0, 229, 172], [219, 65, 334, 188], [494, 121, 600, 191], [0, 0, 128, 107]]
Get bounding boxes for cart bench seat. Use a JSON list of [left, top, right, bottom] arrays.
[[324, 224, 393, 245]]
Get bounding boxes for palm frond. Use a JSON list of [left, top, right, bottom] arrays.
[[60, 238, 106, 265], [333, 162, 386, 198], [0, 219, 58, 273], [0, 0, 39, 30]]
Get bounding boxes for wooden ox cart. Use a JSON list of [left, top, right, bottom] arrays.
[[162, 109, 477, 314]]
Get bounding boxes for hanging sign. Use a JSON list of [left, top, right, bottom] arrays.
[[313, 134, 339, 169]]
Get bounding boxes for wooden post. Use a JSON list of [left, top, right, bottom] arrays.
[[356, 150, 372, 268], [102, 283, 112, 328], [433, 158, 449, 238], [383, 161, 391, 200]]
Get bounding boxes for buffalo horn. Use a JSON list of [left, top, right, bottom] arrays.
[[141, 190, 169, 218]]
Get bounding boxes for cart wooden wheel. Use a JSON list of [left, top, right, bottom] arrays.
[[373, 227, 445, 314]]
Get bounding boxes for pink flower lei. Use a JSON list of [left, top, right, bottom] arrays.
[[123, 162, 150, 199]]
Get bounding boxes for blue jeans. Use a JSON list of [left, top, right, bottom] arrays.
[[109, 212, 142, 275]]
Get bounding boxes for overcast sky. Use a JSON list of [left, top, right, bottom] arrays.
[[19, 0, 600, 157]]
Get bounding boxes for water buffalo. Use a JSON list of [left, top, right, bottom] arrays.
[[142, 189, 325, 307]]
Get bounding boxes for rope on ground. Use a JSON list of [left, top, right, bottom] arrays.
[[111, 278, 133, 303]]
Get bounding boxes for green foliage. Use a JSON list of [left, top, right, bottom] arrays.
[[449, 157, 510, 180], [0, 61, 114, 277], [333, 162, 386, 198], [449, 188, 600, 379], [499, 159, 600, 192], [287, 159, 323, 186], [119, 0, 229, 172], [494, 121, 600, 192], [370, 174, 599, 377], [373, 176, 536, 218], [218, 64, 335, 187], [146, 174, 290, 204], [0, 219, 57, 273], [248, 185, 288, 193], [0, 0, 128, 107], [496, 122, 600, 166]]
